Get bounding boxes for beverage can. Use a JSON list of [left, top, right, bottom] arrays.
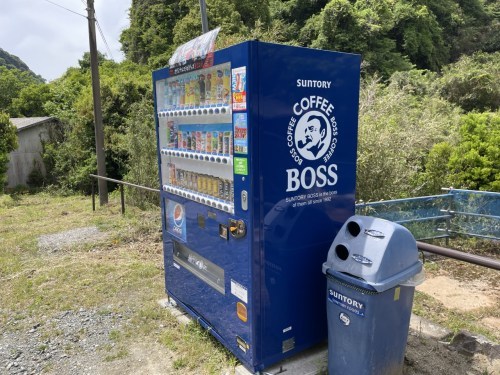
[[218, 132, 223, 154], [206, 132, 212, 153], [168, 163, 176, 185], [196, 174, 202, 193], [218, 178, 225, 199], [177, 131, 183, 150], [224, 180, 230, 201], [200, 131, 206, 153], [196, 131, 202, 152], [191, 172, 197, 191], [211, 177, 219, 197], [223, 131, 231, 155], [223, 68, 231, 105], [186, 132, 192, 150], [182, 131, 187, 149], [212, 131, 219, 154], [205, 71, 213, 105]]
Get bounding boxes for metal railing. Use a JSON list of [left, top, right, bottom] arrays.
[[89, 176, 498, 270], [416, 241, 500, 271], [355, 189, 500, 242], [89, 174, 160, 214]]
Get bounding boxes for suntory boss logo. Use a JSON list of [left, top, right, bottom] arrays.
[[286, 94, 339, 192]]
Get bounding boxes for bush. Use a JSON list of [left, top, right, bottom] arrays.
[[448, 112, 500, 191], [123, 97, 159, 208], [0, 112, 17, 192], [356, 73, 461, 201]]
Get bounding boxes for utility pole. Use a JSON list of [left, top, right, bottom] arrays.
[[86, 0, 108, 205], [199, 0, 209, 33]]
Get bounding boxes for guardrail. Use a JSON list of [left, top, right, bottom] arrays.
[[89, 176, 498, 270], [89, 174, 160, 214], [355, 189, 500, 242], [416, 241, 500, 271]]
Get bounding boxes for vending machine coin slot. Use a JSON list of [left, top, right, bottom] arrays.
[[219, 224, 229, 240], [241, 190, 248, 211], [229, 219, 247, 239]]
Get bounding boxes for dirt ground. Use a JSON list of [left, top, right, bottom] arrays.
[[1, 217, 498, 374], [83, 270, 500, 375]]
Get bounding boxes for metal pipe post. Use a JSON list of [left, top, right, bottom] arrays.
[[417, 241, 500, 271], [120, 184, 125, 214], [199, 0, 209, 33]]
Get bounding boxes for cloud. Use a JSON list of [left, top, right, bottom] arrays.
[[0, 0, 131, 81]]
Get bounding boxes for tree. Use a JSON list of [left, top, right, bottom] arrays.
[[439, 52, 500, 112], [0, 112, 18, 192], [0, 66, 41, 114], [301, 0, 414, 77], [41, 58, 151, 193], [120, 0, 190, 65], [9, 84, 53, 117], [392, 2, 449, 71]]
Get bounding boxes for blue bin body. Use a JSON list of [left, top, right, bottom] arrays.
[[323, 216, 423, 375], [326, 269, 415, 375]]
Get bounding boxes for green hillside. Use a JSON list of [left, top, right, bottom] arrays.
[[0, 47, 44, 82]]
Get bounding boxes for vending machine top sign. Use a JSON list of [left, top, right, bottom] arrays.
[[168, 27, 220, 76]]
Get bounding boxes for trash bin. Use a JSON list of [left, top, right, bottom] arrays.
[[322, 215, 425, 375]]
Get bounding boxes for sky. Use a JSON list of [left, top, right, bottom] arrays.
[[0, 0, 132, 81]]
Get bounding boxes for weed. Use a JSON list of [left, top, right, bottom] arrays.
[[109, 329, 123, 342], [104, 347, 129, 362], [172, 357, 189, 370]]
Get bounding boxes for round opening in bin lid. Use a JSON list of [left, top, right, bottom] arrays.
[[347, 221, 361, 237], [336, 244, 349, 261]]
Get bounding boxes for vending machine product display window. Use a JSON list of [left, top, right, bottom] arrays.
[[153, 40, 361, 372], [157, 62, 235, 214]]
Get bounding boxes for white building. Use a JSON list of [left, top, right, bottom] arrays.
[[6, 117, 59, 189]]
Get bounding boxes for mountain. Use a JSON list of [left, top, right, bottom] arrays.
[[0, 48, 44, 82]]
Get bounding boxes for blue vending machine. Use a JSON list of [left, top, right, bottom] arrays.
[[153, 41, 361, 372]]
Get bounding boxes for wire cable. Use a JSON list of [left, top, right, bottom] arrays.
[[95, 19, 114, 60], [44, 0, 115, 61], [41, 0, 86, 18]]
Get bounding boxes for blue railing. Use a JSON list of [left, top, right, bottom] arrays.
[[355, 189, 500, 241]]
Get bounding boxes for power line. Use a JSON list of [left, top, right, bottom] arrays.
[[96, 19, 114, 60], [43, 0, 115, 61], [41, 0, 86, 18]]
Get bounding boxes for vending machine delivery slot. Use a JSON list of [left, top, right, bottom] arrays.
[[154, 40, 360, 372]]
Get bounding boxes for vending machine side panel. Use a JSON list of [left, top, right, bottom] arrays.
[[256, 42, 361, 367]]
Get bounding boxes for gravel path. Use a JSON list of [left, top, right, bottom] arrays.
[[37, 227, 108, 253], [0, 309, 127, 375]]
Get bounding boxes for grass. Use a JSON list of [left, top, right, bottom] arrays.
[[0, 192, 237, 374], [2, 191, 496, 373]]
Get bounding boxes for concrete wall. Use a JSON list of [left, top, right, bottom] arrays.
[[6, 121, 55, 188]]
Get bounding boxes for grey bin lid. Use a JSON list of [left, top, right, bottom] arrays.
[[322, 215, 422, 292]]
